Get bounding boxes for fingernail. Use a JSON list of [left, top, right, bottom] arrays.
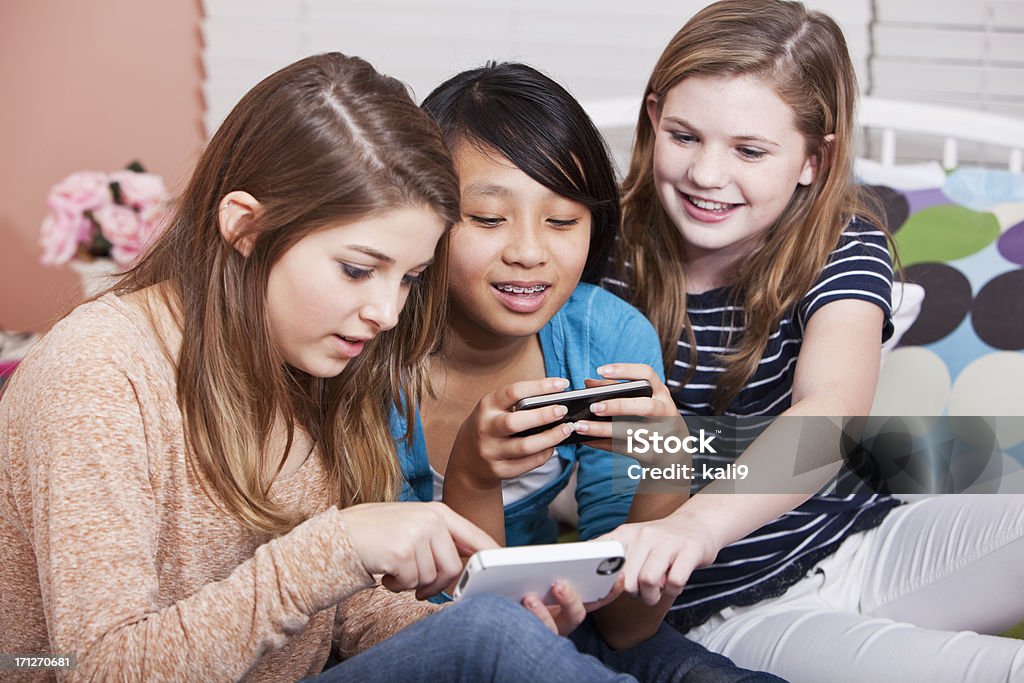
[[575, 421, 589, 433], [591, 402, 606, 414], [562, 422, 575, 436], [597, 365, 613, 376], [552, 378, 570, 389], [528, 596, 541, 607], [554, 405, 568, 417]]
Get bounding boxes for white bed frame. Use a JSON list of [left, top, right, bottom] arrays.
[[583, 96, 1024, 173]]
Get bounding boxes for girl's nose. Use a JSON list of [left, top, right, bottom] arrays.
[[359, 281, 403, 332], [687, 146, 728, 189], [502, 222, 548, 268]]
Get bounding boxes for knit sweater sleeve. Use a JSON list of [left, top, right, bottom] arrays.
[[332, 586, 444, 659], [1, 304, 376, 681]]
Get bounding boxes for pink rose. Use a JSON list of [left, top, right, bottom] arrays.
[[92, 203, 142, 261], [139, 203, 171, 242], [110, 242, 144, 266], [95, 202, 168, 266], [109, 170, 168, 210], [39, 209, 92, 265], [46, 171, 110, 215]]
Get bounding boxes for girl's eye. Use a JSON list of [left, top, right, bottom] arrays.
[[548, 218, 580, 228], [670, 132, 698, 145], [738, 147, 766, 160], [401, 272, 425, 288], [341, 263, 372, 281], [468, 215, 503, 227]]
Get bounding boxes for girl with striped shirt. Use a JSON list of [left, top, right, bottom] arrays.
[[602, 2, 1024, 681]]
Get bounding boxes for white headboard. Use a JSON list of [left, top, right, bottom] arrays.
[[859, 98, 1024, 172]]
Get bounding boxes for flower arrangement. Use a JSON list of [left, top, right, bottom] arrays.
[[39, 161, 172, 267]]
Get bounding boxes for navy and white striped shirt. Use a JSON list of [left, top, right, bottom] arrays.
[[604, 218, 902, 630]]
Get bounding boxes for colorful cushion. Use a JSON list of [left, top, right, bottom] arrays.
[[865, 167, 1024, 463]]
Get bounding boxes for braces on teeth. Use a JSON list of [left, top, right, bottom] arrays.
[[496, 284, 546, 294]]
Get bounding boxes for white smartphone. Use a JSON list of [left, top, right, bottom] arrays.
[[512, 379, 653, 445], [452, 540, 625, 605]]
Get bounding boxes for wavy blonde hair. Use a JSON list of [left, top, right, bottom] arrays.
[[618, 0, 885, 413], [114, 53, 459, 533]]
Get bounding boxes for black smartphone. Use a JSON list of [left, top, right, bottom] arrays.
[[512, 379, 653, 445]]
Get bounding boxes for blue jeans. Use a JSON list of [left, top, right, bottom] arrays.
[[308, 594, 635, 682], [570, 616, 788, 683]]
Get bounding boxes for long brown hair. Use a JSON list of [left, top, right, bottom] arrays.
[[115, 53, 460, 533], [618, 0, 884, 413]]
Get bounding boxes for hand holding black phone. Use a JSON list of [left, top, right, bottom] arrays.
[[511, 379, 653, 445]]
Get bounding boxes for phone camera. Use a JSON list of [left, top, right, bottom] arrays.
[[596, 557, 624, 575]]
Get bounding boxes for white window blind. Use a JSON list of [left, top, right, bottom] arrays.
[[867, 0, 1024, 164], [201, 0, 871, 139]]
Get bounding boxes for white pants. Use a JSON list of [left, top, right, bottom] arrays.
[[685, 495, 1024, 683]]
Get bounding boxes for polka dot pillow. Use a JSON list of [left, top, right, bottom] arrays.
[[867, 168, 1024, 464]]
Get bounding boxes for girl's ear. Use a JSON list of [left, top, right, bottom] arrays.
[[798, 134, 835, 186], [218, 191, 262, 256], [645, 93, 662, 130]]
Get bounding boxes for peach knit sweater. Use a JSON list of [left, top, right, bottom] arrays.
[[0, 294, 439, 681]]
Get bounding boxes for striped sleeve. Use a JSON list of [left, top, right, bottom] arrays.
[[797, 219, 894, 342]]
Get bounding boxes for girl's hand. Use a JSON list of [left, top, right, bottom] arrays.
[[520, 575, 625, 636], [446, 377, 576, 490], [598, 516, 715, 605], [339, 502, 498, 600], [573, 363, 683, 454]]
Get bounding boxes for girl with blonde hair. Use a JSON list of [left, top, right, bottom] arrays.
[[604, 1, 1024, 681], [0, 52, 635, 682]]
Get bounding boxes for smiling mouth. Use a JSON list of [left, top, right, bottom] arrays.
[[685, 194, 741, 211], [493, 283, 549, 296]]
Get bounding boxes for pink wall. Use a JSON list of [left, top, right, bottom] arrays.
[[0, 1, 204, 332]]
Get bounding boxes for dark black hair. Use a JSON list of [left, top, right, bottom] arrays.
[[420, 62, 619, 283]]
